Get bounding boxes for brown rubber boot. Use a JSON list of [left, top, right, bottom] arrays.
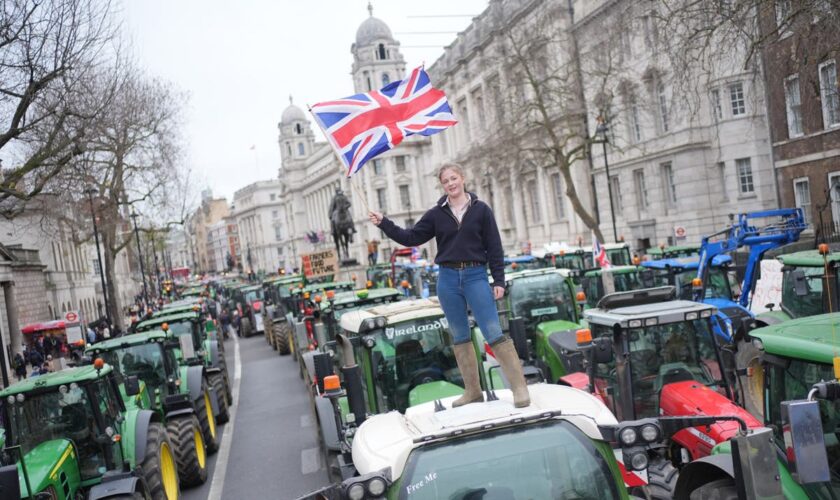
[[451, 342, 484, 407], [492, 338, 530, 408]]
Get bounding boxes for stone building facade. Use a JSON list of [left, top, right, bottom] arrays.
[[187, 191, 229, 273], [230, 179, 286, 274]]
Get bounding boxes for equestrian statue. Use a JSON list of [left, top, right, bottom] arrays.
[[329, 187, 356, 261]]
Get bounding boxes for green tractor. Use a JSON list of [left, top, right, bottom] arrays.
[[286, 281, 355, 363], [87, 331, 213, 487], [262, 274, 304, 353], [755, 249, 840, 326], [0, 363, 180, 499], [674, 313, 840, 496], [152, 302, 224, 353], [134, 313, 231, 424], [580, 265, 661, 309]]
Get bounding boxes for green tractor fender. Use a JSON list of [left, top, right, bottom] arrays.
[[314, 395, 341, 451], [182, 365, 220, 416], [87, 474, 144, 499], [121, 408, 159, 468]]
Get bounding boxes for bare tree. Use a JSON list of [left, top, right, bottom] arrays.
[[0, 0, 118, 215]]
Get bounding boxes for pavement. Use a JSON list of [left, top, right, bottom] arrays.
[[182, 332, 329, 500]]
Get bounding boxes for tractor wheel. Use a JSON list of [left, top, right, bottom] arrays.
[[209, 372, 230, 424], [141, 422, 180, 500], [688, 478, 738, 500], [736, 339, 764, 419], [110, 494, 145, 499], [166, 415, 207, 487], [241, 317, 253, 338], [275, 322, 291, 355], [195, 381, 219, 455], [628, 458, 677, 500]]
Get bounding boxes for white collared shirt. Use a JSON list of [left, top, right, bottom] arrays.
[[443, 194, 471, 223]]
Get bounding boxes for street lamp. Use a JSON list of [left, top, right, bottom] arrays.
[[130, 210, 149, 306], [594, 115, 618, 243], [84, 187, 112, 325], [150, 229, 162, 299]]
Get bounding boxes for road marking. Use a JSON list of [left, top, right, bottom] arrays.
[[301, 414, 314, 428], [208, 332, 242, 500], [301, 447, 321, 474]]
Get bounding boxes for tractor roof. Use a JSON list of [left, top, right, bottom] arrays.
[[750, 312, 840, 365], [647, 244, 700, 255], [137, 312, 197, 330], [329, 288, 401, 307], [350, 384, 617, 480], [86, 330, 169, 353], [584, 287, 716, 326], [641, 254, 732, 270], [505, 267, 579, 282], [239, 285, 262, 292], [264, 275, 303, 286], [294, 281, 354, 294], [0, 364, 113, 396], [583, 265, 641, 277], [504, 254, 537, 263], [777, 249, 840, 267], [156, 304, 201, 317], [603, 243, 629, 251], [339, 298, 443, 333]]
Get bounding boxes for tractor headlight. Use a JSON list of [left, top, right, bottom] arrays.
[[367, 477, 387, 496], [375, 317, 387, 328], [347, 483, 365, 500], [684, 312, 699, 321], [363, 336, 376, 349], [640, 424, 660, 442], [619, 427, 638, 445], [700, 309, 712, 318], [629, 451, 648, 471], [644, 317, 658, 326], [628, 319, 642, 328]]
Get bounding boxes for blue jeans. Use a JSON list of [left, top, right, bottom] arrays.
[[437, 266, 504, 345]]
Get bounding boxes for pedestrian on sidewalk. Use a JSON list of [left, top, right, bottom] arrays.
[[13, 352, 26, 381], [368, 162, 530, 408]]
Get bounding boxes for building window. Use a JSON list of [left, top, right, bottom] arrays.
[[457, 98, 470, 141], [784, 75, 804, 137], [277, 247, 283, 256], [286, 143, 291, 156], [297, 143, 305, 156], [270, 194, 276, 201], [376, 188, 388, 211], [528, 179, 542, 222], [395, 156, 406, 173], [624, 93, 642, 143], [272, 210, 278, 218], [399, 184, 411, 209], [736, 158, 754, 194], [718, 162, 728, 201], [488, 75, 504, 123], [378, 43, 386, 60], [661, 162, 677, 206], [633, 169, 649, 212], [551, 173, 565, 219], [657, 81, 670, 133], [609, 175, 623, 211], [641, 14, 658, 50], [382, 73, 390, 86], [710, 88, 722, 121], [775, 0, 792, 27], [729, 82, 745, 116], [472, 88, 486, 130], [793, 178, 812, 224], [373, 159, 383, 175], [93, 259, 101, 276], [819, 60, 839, 128], [295, 123, 302, 134], [829, 173, 840, 230], [364, 71, 371, 91], [619, 28, 632, 60], [274, 225, 283, 241]]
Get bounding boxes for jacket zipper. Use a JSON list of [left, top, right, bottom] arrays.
[[444, 199, 473, 229]]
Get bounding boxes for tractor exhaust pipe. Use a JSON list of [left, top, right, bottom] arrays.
[[336, 334, 366, 425]]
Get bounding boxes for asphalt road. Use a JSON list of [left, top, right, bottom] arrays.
[[182, 331, 329, 500]]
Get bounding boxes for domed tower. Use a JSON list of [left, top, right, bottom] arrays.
[[277, 96, 315, 170], [351, 3, 406, 93]]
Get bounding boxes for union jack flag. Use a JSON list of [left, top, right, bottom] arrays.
[[310, 66, 457, 177], [592, 233, 612, 269]]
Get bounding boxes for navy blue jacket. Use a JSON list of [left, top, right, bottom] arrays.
[[378, 192, 505, 288]]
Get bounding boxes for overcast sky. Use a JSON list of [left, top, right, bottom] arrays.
[[121, 0, 488, 203]]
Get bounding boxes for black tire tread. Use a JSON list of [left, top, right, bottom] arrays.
[[195, 381, 219, 455], [688, 478, 738, 500], [166, 415, 207, 487], [629, 458, 678, 500], [209, 372, 230, 424], [141, 422, 180, 500], [276, 322, 291, 355]]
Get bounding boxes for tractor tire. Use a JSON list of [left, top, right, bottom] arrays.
[[141, 421, 180, 500], [195, 381, 219, 455], [166, 415, 207, 487], [628, 458, 678, 500], [209, 372, 230, 424], [689, 478, 738, 500], [275, 322, 291, 355], [110, 494, 145, 499], [736, 339, 764, 419], [241, 317, 253, 338]]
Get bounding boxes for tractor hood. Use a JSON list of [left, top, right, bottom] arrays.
[[536, 319, 582, 337], [409, 380, 464, 408], [17, 438, 79, 498]]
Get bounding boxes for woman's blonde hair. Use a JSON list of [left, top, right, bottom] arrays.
[[437, 162, 465, 182]]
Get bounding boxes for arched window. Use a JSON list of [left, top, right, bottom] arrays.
[[286, 143, 292, 156], [298, 143, 305, 156], [295, 123, 302, 134], [378, 43, 386, 60], [382, 73, 390, 86], [364, 71, 372, 91]]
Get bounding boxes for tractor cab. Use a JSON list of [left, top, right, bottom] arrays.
[[590, 242, 634, 267], [544, 247, 588, 271], [580, 265, 661, 309], [319, 287, 403, 341], [646, 244, 701, 260], [136, 313, 205, 365], [503, 254, 546, 274], [231, 284, 266, 337], [0, 365, 158, 499], [758, 249, 840, 324]]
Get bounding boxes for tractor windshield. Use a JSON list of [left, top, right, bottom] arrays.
[[398, 420, 619, 500], [166, 321, 202, 353], [592, 319, 721, 420], [98, 343, 175, 400], [607, 247, 632, 266], [508, 273, 577, 328], [368, 317, 458, 412], [669, 267, 737, 301], [583, 271, 661, 308], [766, 359, 840, 496], [245, 289, 263, 302], [553, 254, 586, 271], [3, 381, 119, 479], [780, 265, 834, 319]]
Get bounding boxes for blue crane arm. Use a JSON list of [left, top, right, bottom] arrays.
[[693, 208, 808, 304]]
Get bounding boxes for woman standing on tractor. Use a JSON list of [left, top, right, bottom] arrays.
[[368, 163, 529, 408]]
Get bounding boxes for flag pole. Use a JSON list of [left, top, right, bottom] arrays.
[[306, 105, 372, 214]]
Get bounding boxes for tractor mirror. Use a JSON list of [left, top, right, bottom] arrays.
[[124, 375, 141, 396], [782, 399, 830, 484], [179, 335, 196, 360], [591, 337, 613, 364], [792, 269, 808, 296]]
